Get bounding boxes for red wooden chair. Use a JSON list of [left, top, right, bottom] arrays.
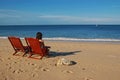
[[25, 37, 50, 59], [8, 36, 29, 56]]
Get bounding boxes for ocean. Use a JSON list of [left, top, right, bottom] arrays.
[[0, 25, 120, 42]]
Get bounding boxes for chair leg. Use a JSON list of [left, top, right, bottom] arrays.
[[29, 53, 33, 58], [22, 53, 27, 57], [40, 56, 43, 59], [13, 51, 17, 55]]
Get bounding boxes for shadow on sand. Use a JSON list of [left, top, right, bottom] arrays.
[[49, 51, 81, 57]]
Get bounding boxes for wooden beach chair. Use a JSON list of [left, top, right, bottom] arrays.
[[8, 36, 29, 56], [25, 37, 50, 59]]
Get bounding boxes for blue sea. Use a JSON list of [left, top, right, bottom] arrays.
[[0, 25, 120, 42]]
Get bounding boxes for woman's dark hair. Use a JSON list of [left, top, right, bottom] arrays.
[[36, 32, 42, 40]]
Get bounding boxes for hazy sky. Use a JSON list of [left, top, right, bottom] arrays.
[[0, 0, 120, 25]]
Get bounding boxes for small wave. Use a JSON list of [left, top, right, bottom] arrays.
[[0, 37, 8, 39], [0, 36, 120, 42], [44, 37, 120, 42]]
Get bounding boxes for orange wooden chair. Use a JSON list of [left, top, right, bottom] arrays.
[[25, 37, 50, 59], [8, 36, 29, 56]]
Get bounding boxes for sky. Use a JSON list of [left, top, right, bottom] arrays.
[[0, 0, 120, 25]]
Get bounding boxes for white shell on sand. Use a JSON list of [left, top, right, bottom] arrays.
[[56, 58, 75, 66]]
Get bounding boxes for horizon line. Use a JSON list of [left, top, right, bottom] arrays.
[[0, 24, 120, 26]]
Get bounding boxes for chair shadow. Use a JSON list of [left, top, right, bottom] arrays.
[[49, 50, 81, 57]]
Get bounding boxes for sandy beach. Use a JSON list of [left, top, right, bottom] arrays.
[[0, 38, 120, 80]]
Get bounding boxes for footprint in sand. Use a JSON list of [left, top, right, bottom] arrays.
[[62, 70, 73, 73], [7, 57, 11, 60], [13, 61, 17, 64], [32, 73, 38, 77], [33, 66, 50, 72], [82, 68, 86, 70], [12, 69, 24, 74], [28, 62, 37, 66], [8, 67, 12, 70], [40, 67, 50, 71], [84, 77, 93, 80], [4, 76, 9, 80]]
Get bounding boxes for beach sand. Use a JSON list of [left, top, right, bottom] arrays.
[[0, 38, 120, 80]]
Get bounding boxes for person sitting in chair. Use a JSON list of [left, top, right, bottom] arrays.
[[36, 32, 50, 55]]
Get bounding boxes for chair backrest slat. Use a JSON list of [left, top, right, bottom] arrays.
[[25, 38, 44, 56], [8, 36, 25, 51]]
